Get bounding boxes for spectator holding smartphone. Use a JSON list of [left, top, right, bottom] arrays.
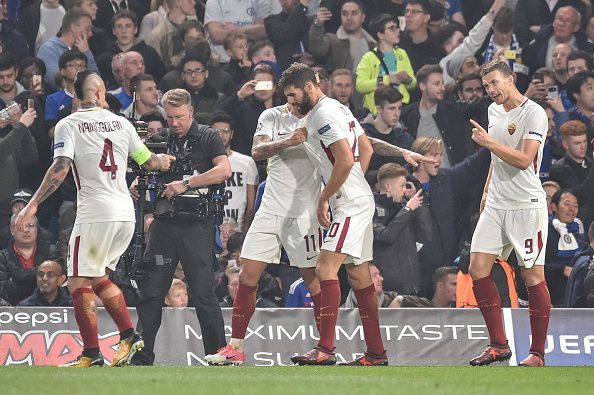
[[372, 163, 431, 295]]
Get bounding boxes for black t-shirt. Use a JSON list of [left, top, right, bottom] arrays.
[[162, 121, 227, 187], [154, 121, 227, 216]]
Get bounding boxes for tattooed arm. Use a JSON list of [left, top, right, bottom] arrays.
[[251, 128, 307, 161], [15, 156, 72, 231], [141, 153, 176, 172], [367, 136, 435, 167]]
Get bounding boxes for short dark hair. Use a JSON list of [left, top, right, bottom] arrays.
[[180, 19, 205, 39], [434, 22, 466, 50], [342, 0, 365, 13], [567, 50, 594, 71], [407, 0, 431, 14], [210, 111, 233, 129], [480, 59, 513, 78], [0, 53, 17, 72], [551, 188, 578, 206], [184, 41, 211, 66], [369, 13, 398, 41], [374, 85, 403, 107], [59, 50, 87, 70], [493, 7, 513, 33], [226, 232, 245, 254], [59, 7, 92, 37], [532, 67, 557, 83], [179, 52, 209, 71], [139, 111, 166, 126], [456, 73, 482, 94], [19, 57, 47, 77], [278, 63, 317, 92], [112, 9, 137, 28], [432, 266, 458, 288], [416, 64, 442, 85], [129, 73, 155, 93], [566, 70, 594, 104], [248, 39, 274, 62]]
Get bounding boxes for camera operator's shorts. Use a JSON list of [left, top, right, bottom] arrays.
[[67, 221, 135, 277], [241, 211, 322, 268], [321, 195, 374, 265], [471, 206, 548, 269]]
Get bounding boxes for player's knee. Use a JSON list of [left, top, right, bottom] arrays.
[[522, 267, 545, 286], [469, 262, 487, 280]]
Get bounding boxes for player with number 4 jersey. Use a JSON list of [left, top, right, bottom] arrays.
[[15, 71, 174, 368]]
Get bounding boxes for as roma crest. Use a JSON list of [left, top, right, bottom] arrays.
[[507, 123, 517, 135]]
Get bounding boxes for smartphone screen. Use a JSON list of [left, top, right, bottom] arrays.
[[255, 80, 273, 91], [27, 98, 34, 110], [546, 85, 559, 101]]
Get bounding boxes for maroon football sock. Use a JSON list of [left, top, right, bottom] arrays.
[[354, 284, 385, 356], [231, 284, 258, 339], [317, 280, 340, 352], [93, 279, 133, 339], [311, 292, 321, 333], [527, 281, 551, 358], [473, 275, 507, 346], [72, 288, 100, 351]]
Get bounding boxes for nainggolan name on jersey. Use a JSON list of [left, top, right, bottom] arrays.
[[77, 120, 125, 134]]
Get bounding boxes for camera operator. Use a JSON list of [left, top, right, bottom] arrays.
[[133, 88, 231, 365]]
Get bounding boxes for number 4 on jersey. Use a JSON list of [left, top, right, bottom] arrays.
[[99, 138, 118, 179]]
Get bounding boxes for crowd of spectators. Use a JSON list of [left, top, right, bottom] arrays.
[[1, 0, 594, 310]]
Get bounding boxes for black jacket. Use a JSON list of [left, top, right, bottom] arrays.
[[545, 220, 588, 307], [522, 24, 594, 79], [0, 241, 57, 305], [97, 41, 166, 90], [95, 0, 147, 39], [219, 93, 269, 157], [18, 286, 72, 306], [513, 0, 589, 47], [264, 6, 310, 71], [361, 121, 414, 171], [549, 155, 594, 229], [415, 148, 491, 271], [159, 66, 235, 99], [0, 121, 39, 219], [16, 0, 41, 55], [221, 59, 252, 90], [185, 82, 224, 124], [400, 100, 471, 166], [373, 193, 431, 295], [0, 22, 29, 64]]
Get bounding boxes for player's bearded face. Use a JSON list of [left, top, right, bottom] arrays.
[[296, 89, 313, 114]]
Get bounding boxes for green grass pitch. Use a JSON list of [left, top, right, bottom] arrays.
[[2, 366, 594, 395]]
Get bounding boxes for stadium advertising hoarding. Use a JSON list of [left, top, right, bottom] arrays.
[[1, 308, 593, 366]]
